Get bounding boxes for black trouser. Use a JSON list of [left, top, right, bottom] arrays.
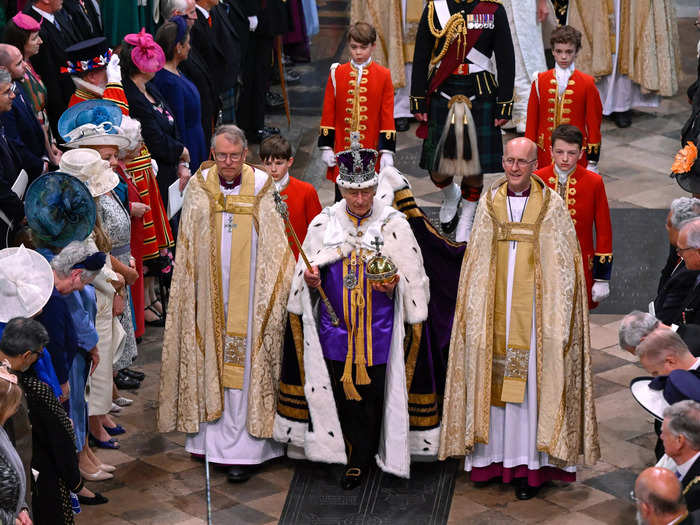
[[326, 359, 386, 470], [237, 34, 275, 136]]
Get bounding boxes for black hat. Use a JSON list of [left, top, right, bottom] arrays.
[[62, 37, 112, 75]]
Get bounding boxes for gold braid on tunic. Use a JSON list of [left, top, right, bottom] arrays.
[[427, 2, 469, 65]]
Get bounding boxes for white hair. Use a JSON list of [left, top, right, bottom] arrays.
[[619, 310, 660, 350], [682, 218, 700, 250], [162, 0, 190, 18], [664, 400, 700, 451], [211, 124, 247, 151], [50, 238, 101, 281], [670, 197, 700, 230]]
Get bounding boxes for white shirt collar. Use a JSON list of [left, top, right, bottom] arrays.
[[691, 358, 700, 370], [555, 62, 575, 93], [677, 451, 700, 480], [32, 5, 55, 24], [195, 4, 210, 19], [274, 172, 290, 192], [554, 163, 576, 184], [350, 57, 372, 69]]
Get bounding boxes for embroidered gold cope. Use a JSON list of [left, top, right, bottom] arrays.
[[438, 176, 600, 468], [157, 162, 294, 435]]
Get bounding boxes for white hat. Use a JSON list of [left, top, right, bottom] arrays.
[[630, 377, 669, 421], [59, 148, 120, 197], [0, 245, 54, 323]]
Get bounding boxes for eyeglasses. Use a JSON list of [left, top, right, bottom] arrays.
[[215, 151, 244, 162], [503, 157, 536, 168]]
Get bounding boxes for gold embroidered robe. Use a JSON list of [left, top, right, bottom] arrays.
[[157, 161, 294, 435], [567, 0, 679, 97], [438, 176, 600, 467]]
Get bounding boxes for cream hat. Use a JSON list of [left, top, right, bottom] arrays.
[[59, 148, 120, 197], [0, 245, 54, 323]]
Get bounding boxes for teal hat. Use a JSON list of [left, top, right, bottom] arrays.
[[24, 173, 96, 248]]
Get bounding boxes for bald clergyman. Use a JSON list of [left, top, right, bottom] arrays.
[[438, 137, 600, 500]]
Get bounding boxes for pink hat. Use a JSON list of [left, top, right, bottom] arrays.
[[123, 28, 165, 73], [12, 13, 42, 32]]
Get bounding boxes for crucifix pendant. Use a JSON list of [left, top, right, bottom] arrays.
[[224, 215, 237, 233]]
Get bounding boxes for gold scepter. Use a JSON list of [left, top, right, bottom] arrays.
[[273, 191, 340, 326]]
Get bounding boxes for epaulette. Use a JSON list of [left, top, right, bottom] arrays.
[[683, 476, 700, 495]]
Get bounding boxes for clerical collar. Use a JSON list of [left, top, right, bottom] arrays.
[[274, 173, 289, 192], [219, 174, 240, 189], [507, 186, 530, 197], [351, 57, 372, 69], [346, 206, 372, 226]]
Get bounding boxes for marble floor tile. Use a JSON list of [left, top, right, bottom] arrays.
[[578, 499, 637, 525], [502, 498, 569, 523], [540, 483, 614, 512], [597, 363, 647, 387]]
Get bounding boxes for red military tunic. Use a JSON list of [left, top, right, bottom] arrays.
[[318, 60, 396, 182], [526, 69, 603, 169], [537, 165, 613, 309], [280, 175, 322, 259]]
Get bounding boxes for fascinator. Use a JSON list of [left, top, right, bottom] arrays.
[[24, 173, 96, 248], [0, 245, 54, 323], [124, 28, 165, 73], [11, 13, 41, 32]]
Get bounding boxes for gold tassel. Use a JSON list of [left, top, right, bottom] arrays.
[[343, 377, 362, 401], [342, 251, 362, 401], [355, 362, 371, 385]]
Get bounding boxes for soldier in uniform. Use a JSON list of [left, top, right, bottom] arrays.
[[410, 0, 515, 242], [535, 124, 612, 309]]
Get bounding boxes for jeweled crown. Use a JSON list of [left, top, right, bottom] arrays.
[[336, 132, 378, 187]]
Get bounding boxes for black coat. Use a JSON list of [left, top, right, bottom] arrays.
[[122, 76, 184, 208], [218, 0, 251, 59], [254, 0, 290, 37], [191, 7, 241, 93], [654, 256, 700, 327], [0, 82, 48, 181], [683, 457, 700, 513], [179, 47, 220, 146], [61, 0, 103, 40], [0, 130, 25, 249], [22, 6, 81, 140], [19, 370, 83, 525]]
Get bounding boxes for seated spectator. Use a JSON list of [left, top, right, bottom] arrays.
[[636, 329, 699, 378], [661, 400, 700, 512], [3, 13, 61, 166], [23, 0, 81, 139], [0, 69, 24, 250], [0, 43, 51, 179], [633, 467, 696, 525], [655, 198, 700, 325], [0, 362, 30, 525], [619, 310, 662, 354], [120, 29, 191, 213], [154, 16, 207, 172]]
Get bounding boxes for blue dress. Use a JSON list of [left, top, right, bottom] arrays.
[[152, 68, 208, 173]]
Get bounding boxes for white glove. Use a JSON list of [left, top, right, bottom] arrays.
[[248, 16, 258, 31], [379, 152, 394, 170], [321, 148, 336, 167], [106, 53, 121, 84], [591, 280, 610, 303], [586, 161, 599, 173]]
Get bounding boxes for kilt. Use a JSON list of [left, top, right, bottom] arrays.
[[420, 74, 503, 175]]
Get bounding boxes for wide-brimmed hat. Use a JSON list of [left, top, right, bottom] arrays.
[[671, 142, 700, 194], [62, 37, 112, 75], [24, 172, 96, 248], [630, 369, 700, 421], [58, 100, 130, 149], [336, 132, 378, 189], [0, 245, 54, 323], [59, 148, 119, 197]]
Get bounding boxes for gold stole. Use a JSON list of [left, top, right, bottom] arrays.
[[490, 181, 543, 407], [204, 163, 257, 390]]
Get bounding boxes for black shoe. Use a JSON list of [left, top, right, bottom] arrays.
[[250, 126, 281, 144], [265, 91, 284, 109], [395, 117, 410, 132], [122, 368, 145, 381], [227, 465, 252, 483], [440, 209, 461, 234], [115, 371, 140, 390], [340, 467, 363, 490], [514, 480, 539, 500], [78, 492, 109, 505], [612, 111, 632, 128]]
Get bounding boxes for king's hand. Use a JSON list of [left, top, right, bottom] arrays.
[[370, 274, 398, 296]]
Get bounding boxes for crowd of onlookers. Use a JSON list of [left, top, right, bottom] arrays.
[[0, 0, 319, 522]]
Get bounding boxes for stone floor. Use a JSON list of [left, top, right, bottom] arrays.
[[71, 3, 700, 524]]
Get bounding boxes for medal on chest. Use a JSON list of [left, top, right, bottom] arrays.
[[344, 250, 359, 290]]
